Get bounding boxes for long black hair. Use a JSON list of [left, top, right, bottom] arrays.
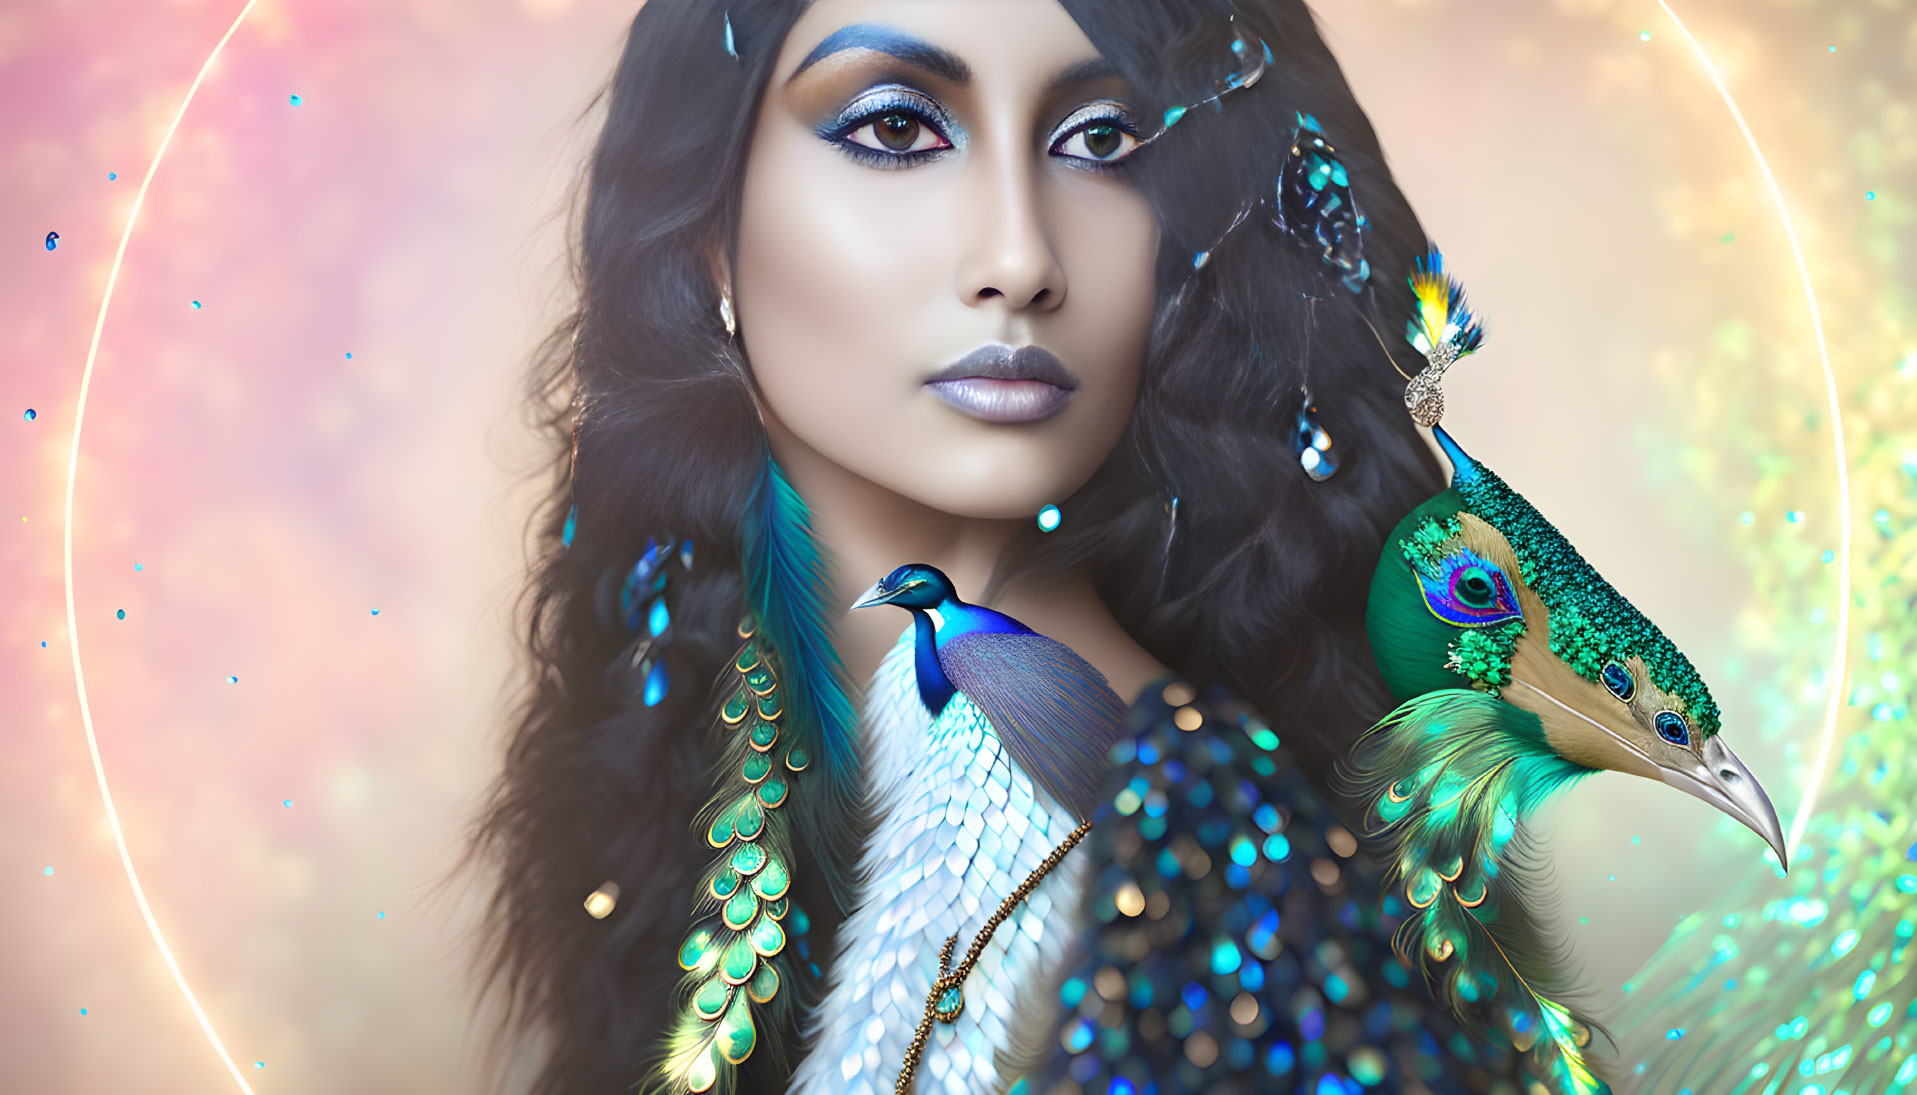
[[453, 1, 1444, 1092]]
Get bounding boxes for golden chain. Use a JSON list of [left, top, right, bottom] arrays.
[[893, 817, 1093, 1095]]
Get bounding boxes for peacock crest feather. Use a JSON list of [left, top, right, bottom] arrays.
[[648, 454, 861, 1095], [1405, 248, 1486, 363], [1342, 689, 1612, 1094]]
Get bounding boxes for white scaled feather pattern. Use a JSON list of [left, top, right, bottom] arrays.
[[787, 623, 1090, 1095]]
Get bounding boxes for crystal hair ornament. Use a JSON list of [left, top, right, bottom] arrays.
[[1400, 247, 1486, 427]]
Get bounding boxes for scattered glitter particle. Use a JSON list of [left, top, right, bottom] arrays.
[[1865, 190, 1875, 201], [1632, 834, 1642, 845], [108, 172, 116, 180], [1829, 45, 1837, 52], [370, 608, 379, 615], [1580, 915, 1590, 924], [1906, 841, 1915, 861], [345, 351, 352, 359], [1667, 1028, 1686, 1040], [289, 93, 301, 105], [1787, 509, 1804, 523], [1639, 30, 1651, 41], [376, 910, 385, 919], [40, 641, 46, 648], [23, 408, 35, 421], [1739, 510, 1753, 525], [44, 866, 53, 876], [45, 231, 58, 251], [1721, 232, 1736, 243], [79, 1008, 86, 1015], [283, 800, 292, 808], [1822, 549, 1835, 563], [226, 675, 239, 684], [190, 300, 201, 309], [1037, 504, 1062, 532], [255, 1061, 264, 1070], [1609, 874, 1617, 882], [115, 609, 125, 620]]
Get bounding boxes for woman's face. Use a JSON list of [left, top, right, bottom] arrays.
[[733, 0, 1159, 520]]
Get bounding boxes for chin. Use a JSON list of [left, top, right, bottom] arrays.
[[874, 439, 1102, 522]]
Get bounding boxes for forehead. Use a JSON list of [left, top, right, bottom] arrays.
[[775, 0, 1111, 90]]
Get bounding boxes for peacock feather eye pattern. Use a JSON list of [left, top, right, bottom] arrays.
[[1654, 711, 1690, 746], [1600, 661, 1635, 703], [1416, 548, 1524, 629]]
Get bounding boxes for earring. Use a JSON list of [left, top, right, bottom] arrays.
[[719, 286, 737, 339], [1291, 387, 1338, 481]]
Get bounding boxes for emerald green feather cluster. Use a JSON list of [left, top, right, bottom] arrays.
[[653, 617, 806, 1095], [1446, 446, 1721, 736], [1341, 689, 1611, 1094]]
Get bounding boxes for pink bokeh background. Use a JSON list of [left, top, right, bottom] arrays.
[[3, 0, 1904, 1091]]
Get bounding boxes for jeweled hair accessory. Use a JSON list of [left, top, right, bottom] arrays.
[[1399, 248, 1486, 427]]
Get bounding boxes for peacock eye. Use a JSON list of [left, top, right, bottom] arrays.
[[1418, 548, 1524, 629], [1655, 711, 1690, 746], [1601, 661, 1636, 703], [1455, 570, 1496, 608]]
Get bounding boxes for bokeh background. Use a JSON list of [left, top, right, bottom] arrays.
[[2, 0, 1910, 1091]]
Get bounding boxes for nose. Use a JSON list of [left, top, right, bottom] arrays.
[[956, 141, 1068, 312]]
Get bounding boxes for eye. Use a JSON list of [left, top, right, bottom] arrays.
[[825, 88, 958, 168], [1417, 549, 1524, 629], [1049, 103, 1142, 169], [1655, 711, 1690, 746], [1601, 661, 1636, 703]]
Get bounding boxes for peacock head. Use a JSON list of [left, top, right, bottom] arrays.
[[1366, 425, 1787, 869], [850, 563, 959, 612]]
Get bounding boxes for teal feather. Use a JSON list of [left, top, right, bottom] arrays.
[[1340, 689, 1613, 1094], [739, 453, 862, 903]]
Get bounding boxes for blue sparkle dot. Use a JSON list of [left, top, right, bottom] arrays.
[[1829, 45, 1837, 52], [255, 1061, 265, 1070], [1609, 874, 1617, 882], [370, 608, 379, 615], [1906, 841, 1915, 861], [23, 408, 35, 421], [1668, 1028, 1687, 1040], [1865, 191, 1876, 201], [45, 231, 58, 251], [289, 93, 301, 106], [345, 351, 352, 359], [108, 172, 116, 180], [191, 300, 201, 309], [1632, 834, 1642, 845], [44, 865, 53, 876], [1037, 504, 1061, 532], [375, 911, 385, 919], [79, 1007, 87, 1015], [226, 675, 239, 684], [1787, 509, 1804, 523], [283, 800, 292, 808], [1739, 510, 1753, 525], [134, 563, 141, 571], [40, 641, 46, 648], [1639, 30, 1652, 41], [116, 609, 125, 620], [1580, 916, 1590, 924]]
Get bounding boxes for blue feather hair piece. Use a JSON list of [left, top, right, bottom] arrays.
[[739, 453, 861, 899]]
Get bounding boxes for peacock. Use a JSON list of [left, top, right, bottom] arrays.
[[779, 563, 1129, 1095], [1342, 248, 1791, 1093]]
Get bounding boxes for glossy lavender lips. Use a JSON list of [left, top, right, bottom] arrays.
[[922, 342, 1080, 424]]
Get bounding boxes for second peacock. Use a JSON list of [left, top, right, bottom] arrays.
[[1345, 248, 1789, 1094]]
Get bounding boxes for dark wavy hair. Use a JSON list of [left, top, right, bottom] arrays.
[[452, 1, 1445, 1092]]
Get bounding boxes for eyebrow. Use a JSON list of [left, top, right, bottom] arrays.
[[786, 23, 1118, 91]]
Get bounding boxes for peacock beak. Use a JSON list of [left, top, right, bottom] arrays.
[[850, 581, 893, 611], [1655, 735, 1789, 872]]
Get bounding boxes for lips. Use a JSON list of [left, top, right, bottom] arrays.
[[923, 342, 1079, 424]]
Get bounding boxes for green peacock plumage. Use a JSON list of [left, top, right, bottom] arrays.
[[1345, 689, 1610, 1093], [1345, 246, 1785, 1093], [649, 455, 860, 1095]]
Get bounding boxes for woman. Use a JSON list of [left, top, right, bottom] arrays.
[[459, 0, 1530, 1092]]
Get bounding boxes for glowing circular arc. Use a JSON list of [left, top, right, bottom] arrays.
[[63, 4, 261, 1093], [1653, 0, 1849, 858]]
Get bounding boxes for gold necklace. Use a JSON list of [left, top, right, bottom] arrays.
[[893, 817, 1094, 1095]]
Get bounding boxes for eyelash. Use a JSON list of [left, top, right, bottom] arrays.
[[821, 89, 1141, 174]]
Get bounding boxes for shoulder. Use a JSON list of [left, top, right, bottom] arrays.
[[1027, 678, 1525, 1093]]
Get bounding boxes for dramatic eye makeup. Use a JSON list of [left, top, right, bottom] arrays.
[[816, 85, 1142, 172]]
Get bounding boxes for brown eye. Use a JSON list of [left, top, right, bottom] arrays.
[[1052, 112, 1142, 167], [874, 113, 920, 151]]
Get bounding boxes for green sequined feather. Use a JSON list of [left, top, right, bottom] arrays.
[[651, 616, 807, 1095]]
